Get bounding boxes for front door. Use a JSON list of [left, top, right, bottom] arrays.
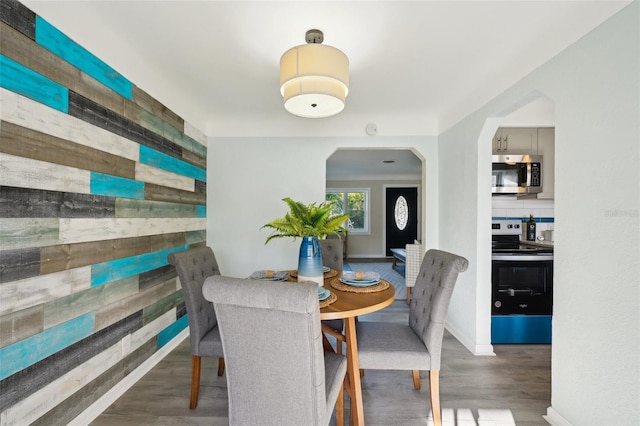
[[385, 187, 418, 256]]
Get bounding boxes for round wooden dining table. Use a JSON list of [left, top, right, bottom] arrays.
[[319, 277, 396, 426]]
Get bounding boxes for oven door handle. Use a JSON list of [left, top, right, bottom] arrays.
[[492, 254, 554, 261]]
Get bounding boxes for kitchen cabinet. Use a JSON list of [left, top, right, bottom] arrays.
[[537, 127, 555, 199], [493, 127, 538, 154], [492, 126, 555, 199]]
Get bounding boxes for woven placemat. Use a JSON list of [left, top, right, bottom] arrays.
[[319, 291, 337, 308], [329, 277, 390, 293], [289, 269, 339, 280]]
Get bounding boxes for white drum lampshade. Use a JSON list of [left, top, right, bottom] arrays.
[[279, 30, 349, 118]]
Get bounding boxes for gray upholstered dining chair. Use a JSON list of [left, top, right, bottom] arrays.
[[167, 246, 225, 409], [203, 276, 347, 426], [320, 238, 344, 271], [319, 238, 345, 351], [356, 249, 469, 426]]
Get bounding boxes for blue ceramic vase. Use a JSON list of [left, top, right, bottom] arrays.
[[297, 236, 324, 286]]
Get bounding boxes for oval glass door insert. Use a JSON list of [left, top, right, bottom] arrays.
[[394, 195, 408, 230]]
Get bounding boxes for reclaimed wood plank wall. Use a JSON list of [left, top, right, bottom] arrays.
[[0, 1, 208, 424]]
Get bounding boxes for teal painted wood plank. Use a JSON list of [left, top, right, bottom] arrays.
[[0, 54, 68, 112], [157, 314, 188, 349], [0, 313, 94, 381], [35, 16, 132, 99], [139, 145, 206, 182], [91, 171, 144, 199], [91, 245, 189, 287], [197, 205, 206, 218]]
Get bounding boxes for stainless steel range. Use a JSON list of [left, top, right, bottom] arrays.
[[491, 220, 553, 344]]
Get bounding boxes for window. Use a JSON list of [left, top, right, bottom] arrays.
[[326, 188, 370, 234]]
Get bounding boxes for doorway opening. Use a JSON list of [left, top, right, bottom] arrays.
[[325, 148, 423, 259]]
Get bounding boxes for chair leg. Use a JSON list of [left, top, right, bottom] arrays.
[[335, 379, 345, 426], [190, 355, 201, 409], [412, 369, 421, 390], [429, 370, 441, 426], [217, 358, 225, 376], [406, 287, 412, 305]]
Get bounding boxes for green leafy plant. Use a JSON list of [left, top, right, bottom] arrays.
[[262, 197, 349, 244]]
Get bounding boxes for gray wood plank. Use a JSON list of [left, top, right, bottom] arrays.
[[0, 186, 115, 218], [40, 233, 187, 274], [0, 121, 136, 179]]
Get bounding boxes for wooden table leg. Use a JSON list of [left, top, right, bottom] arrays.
[[344, 317, 364, 426]]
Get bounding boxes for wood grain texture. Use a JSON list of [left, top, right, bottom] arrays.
[[139, 145, 205, 181], [1, 22, 124, 114], [0, 0, 36, 40], [0, 54, 68, 113], [183, 121, 207, 147], [91, 246, 187, 287], [115, 198, 200, 218], [185, 232, 206, 246], [0, 311, 142, 412], [35, 16, 132, 99], [0, 217, 59, 250], [194, 179, 206, 194], [94, 279, 178, 332], [144, 183, 206, 206], [43, 276, 138, 329], [90, 172, 144, 199], [0, 247, 41, 283], [157, 313, 188, 348], [0, 186, 116, 218], [129, 310, 176, 355], [0, 304, 43, 348], [0, 152, 91, 194], [134, 162, 194, 192], [58, 217, 205, 245], [1, 89, 139, 161], [136, 107, 206, 160], [30, 339, 156, 426], [142, 291, 184, 326], [1, 341, 122, 425], [138, 265, 177, 292], [0, 313, 95, 381], [181, 146, 207, 169], [0, 266, 91, 316], [68, 91, 182, 160], [1, 121, 136, 179], [131, 85, 183, 132], [0, 3, 206, 422], [40, 233, 187, 275]]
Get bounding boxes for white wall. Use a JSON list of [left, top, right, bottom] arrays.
[[207, 136, 437, 278], [439, 2, 639, 424]]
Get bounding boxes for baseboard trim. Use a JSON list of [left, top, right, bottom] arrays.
[[445, 321, 495, 356], [68, 329, 189, 426], [543, 407, 573, 426]]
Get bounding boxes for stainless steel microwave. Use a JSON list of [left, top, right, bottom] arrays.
[[492, 155, 542, 195]]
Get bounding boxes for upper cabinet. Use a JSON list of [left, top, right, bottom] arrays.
[[536, 127, 555, 199], [492, 127, 538, 154], [492, 127, 555, 199]]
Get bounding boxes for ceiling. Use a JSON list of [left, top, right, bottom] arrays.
[[23, 0, 630, 140]]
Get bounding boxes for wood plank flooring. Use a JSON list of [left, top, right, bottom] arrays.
[[91, 301, 551, 426]]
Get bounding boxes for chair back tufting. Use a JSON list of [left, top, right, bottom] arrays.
[[409, 249, 469, 370], [168, 246, 221, 356]]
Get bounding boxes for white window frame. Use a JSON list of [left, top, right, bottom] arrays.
[[326, 187, 371, 234]]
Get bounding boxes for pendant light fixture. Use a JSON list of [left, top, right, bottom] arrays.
[[279, 29, 349, 118]]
